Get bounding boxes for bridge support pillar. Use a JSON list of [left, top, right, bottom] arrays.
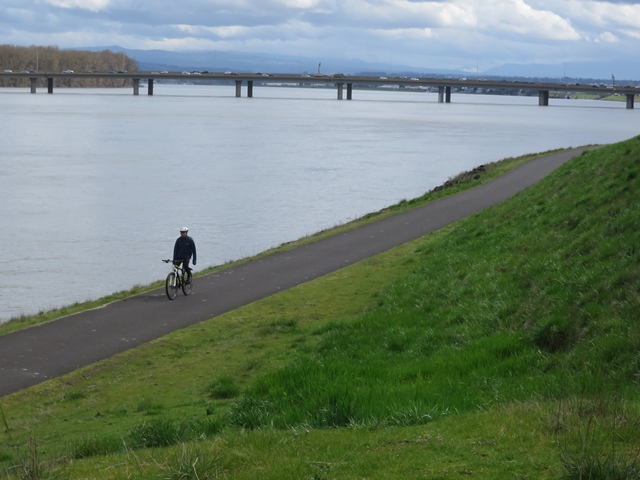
[[47, 77, 53, 94], [30, 78, 37, 93], [133, 78, 140, 95], [347, 83, 353, 100], [626, 94, 635, 109], [235, 80, 242, 97], [248, 81, 253, 98], [336, 82, 344, 100], [538, 90, 549, 106], [438, 86, 452, 103], [148, 79, 154, 95]]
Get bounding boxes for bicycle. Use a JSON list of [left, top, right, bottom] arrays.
[[162, 259, 193, 300]]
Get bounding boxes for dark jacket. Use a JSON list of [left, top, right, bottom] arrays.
[[173, 235, 197, 265]]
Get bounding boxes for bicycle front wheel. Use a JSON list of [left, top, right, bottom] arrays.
[[182, 276, 193, 296], [165, 272, 178, 300]]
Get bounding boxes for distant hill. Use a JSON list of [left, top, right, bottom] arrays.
[[77, 45, 474, 77], [484, 61, 636, 84], [77, 46, 636, 83]]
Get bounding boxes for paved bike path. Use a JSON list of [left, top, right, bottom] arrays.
[[0, 148, 589, 397]]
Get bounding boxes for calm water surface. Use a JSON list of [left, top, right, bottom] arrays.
[[0, 84, 637, 321]]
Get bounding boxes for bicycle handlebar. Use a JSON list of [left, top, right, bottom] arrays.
[[163, 259, 195, 269]]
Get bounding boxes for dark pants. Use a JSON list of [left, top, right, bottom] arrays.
[[174, 258, 192, 280]]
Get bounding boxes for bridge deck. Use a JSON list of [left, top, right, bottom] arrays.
[[1, 71, 637, 108]]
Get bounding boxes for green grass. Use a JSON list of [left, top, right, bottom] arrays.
[[1, 139, 640, 479]]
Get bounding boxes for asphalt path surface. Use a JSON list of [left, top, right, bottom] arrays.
[[0, 148, 590, 397]]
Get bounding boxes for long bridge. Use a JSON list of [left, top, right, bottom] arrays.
[[1, 71, 637, 109]]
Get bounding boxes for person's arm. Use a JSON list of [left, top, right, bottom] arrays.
[[173, 239, 178, 261], [192, 239, 197, 265]]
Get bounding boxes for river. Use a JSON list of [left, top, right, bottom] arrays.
[[0, 84, 637, 322]]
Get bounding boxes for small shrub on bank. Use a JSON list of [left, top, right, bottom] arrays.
[[157, 444, 222, 480], [128, 417, 224, 449], [557, 397, 640, 479], [206, 375, 240, 399], [70, 435, 123, 459]]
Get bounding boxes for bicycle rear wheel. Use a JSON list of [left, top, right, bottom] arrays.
[[182, 275, 193, 296], [165, 272, 178, 300]]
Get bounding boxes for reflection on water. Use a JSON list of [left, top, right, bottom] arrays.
[[0, 85, 637, 321]]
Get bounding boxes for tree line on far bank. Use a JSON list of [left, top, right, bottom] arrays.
[[0, 45, 137, 88]]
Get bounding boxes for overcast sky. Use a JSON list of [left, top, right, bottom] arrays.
[[2, 0, 639, 77]]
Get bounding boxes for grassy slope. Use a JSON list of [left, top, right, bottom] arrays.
[[1, 138, 639, 479]]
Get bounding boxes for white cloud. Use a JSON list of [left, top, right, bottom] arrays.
[[276, 0, 334, 8], [594, 31, 619, 43], [374, 27, 435, 40], [473, 0, 580, 40], [182, 23, 256, 40], [44, 0, 110, 12], [529, 0, 640, 35], [587, 1, 640, 31], [340, 0, 477, 28], [624, 28, 640, 40]]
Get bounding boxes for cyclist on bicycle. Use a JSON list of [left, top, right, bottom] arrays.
[[173, 226, 197, 284]]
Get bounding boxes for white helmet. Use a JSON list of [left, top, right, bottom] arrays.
[[179, 227, 189, 232]]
